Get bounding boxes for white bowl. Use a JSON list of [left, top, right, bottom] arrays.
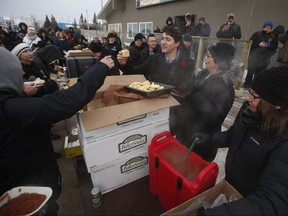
[[0, 186, 52, 216]]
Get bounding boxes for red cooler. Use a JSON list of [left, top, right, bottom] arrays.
[[149, 131, 219, 210]]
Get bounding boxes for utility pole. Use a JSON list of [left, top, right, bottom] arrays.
[[10, 10, 16, 25], [86, 9, 90, 41]]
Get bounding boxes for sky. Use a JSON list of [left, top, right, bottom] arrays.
[[0, 0, 109, 24]]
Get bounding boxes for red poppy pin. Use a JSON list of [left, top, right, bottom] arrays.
[[181, 61, 187, 67]]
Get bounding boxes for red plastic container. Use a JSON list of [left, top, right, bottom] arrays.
[[149, 131, 219, 210]]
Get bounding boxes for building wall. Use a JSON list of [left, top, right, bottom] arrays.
[[105, 0, 288, 41]]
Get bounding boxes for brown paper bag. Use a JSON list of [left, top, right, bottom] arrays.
[[102, 84, 169, 107]]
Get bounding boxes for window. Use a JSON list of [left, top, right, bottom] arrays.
[[135, 0, 177, 8], [108, 23, 122, 33], [139, 22, 153, 37], [127, 22, 138, 39]]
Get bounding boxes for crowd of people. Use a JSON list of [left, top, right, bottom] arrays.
[[0, 11, 288, 215]]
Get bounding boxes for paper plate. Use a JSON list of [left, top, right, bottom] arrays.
[[0, 186, 52, 216], [24, 81, 45, 86]]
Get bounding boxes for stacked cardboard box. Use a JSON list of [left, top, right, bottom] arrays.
[[63, 75, 149, 157], [76, 75, 179, 194]]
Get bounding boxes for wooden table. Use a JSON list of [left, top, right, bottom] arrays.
[[73, 156, 166, 215]]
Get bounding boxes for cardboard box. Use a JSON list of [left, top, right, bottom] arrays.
[[75, 74, 179, 192], [79, 120, 170, 172], [161, 180, 243, 216], [67, 49, 94, 57], [78, 96, 178, 137], [91, 150, 149, 194], [78, 105, 170, 144], [76, 74, 179, 166], [65, 114, 78, 135], [68, 75, 147, 99], [93, 74, 147, 100], [64, 135, 82, 158]]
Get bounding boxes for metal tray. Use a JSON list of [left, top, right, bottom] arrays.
[[124, 82, 175, 98]]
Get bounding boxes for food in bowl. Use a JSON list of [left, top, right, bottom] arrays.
[[0, 192, 46, 215], [0, 186, 52, 216]]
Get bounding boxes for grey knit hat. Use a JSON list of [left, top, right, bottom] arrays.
[[0, 48, 23, 95], [11, 43, 30, 58]]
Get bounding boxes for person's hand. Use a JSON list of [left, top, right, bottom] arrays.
[[191, 133, 213, 148], [100, 55, 115, 69], [190, 133, 218, 162], [24, 83, 42, 96], [41, 79, 59, 94], [117, 51, 128, 66], [222, 25, 230, 31], [259, 41, 267, 47]]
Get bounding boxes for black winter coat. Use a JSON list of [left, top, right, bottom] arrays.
[[173, 65, 241, 155], [203, 103, 288, 215], [127, 44, 146, 66], [0, 63, 109, 199], [278, 31, 288, 63], [216, 22, 241, 39], [248, 30, 278, 67]]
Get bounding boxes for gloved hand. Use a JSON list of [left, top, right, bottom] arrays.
[[36, 79, 59, 96], [189, 133, 218, 162], [196, 206, 206, 216]]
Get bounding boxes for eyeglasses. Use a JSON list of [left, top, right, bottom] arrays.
[[248, 89, 261, 101], [205, 53, 213, 58]]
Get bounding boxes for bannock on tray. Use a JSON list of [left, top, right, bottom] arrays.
[[124, 82, 175, 98]]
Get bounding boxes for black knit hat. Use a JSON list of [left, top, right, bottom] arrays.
[[107, 33, 116, 39], [208, 42, 235, 70], [134, 33, 143, 41], [183, 33, 192, 42], [251, 66, 288, 107]]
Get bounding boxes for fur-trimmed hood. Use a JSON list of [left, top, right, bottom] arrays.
[[222, 63, 242, 86]]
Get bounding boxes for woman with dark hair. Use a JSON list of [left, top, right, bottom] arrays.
[[68, 33, 87, 50], [172, 42, 241, 158], [195, 66, 288, 215], [37, 28, 53, 48], [18, 22, 28, 35]]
